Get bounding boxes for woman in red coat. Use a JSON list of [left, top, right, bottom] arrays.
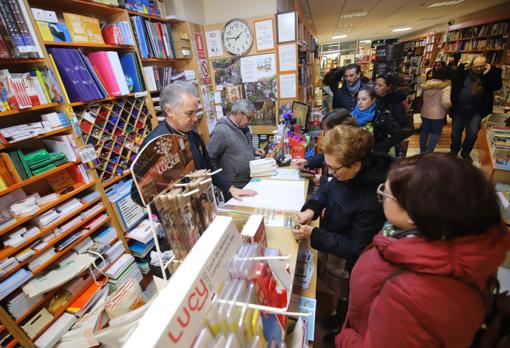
[[336, 153, 510, 347]]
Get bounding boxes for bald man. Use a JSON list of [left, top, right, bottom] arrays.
[[449, 55, 502, 162]]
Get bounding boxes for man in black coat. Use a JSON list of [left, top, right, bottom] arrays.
[[449, 55, 502, 162], [130, 81, 256, 206], [333, 64, 368, 111]]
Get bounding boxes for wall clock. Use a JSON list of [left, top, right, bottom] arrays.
[[222, 18, 253, 56]]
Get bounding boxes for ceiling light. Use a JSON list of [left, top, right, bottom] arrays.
[[392, 27, 412, 32], [359, 40, 372, 43], [332, 35, 347, 39], [339, 11, 368, 19], [428, 0, 463, 8]]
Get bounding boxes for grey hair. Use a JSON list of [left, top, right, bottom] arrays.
[[231, 99, 256, 115], [160, 80, 198, 110]]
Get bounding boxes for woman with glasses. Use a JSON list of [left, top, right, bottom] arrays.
[[336, 153, 510, 347], [293, 125, 393, 341]]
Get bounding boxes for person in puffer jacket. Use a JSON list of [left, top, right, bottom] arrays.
[[336, 153, 510, 348], [419, 66, 451, 153]]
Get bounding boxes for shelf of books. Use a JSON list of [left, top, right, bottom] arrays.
[[445, 16, 510, 65], [478, 114, 510, 185], [0, 0, 173, 345]]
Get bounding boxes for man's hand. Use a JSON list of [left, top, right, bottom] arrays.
[[229, 186, 257, 201], [483, 63, 491, 75], [296, 209, 314, 225], [293, 224, 313, 241], [255, 148, 265, 157], [292, 158, 308, 169]]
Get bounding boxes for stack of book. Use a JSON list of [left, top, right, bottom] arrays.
[[105, 253, 142, 291], [128, 239, 155, 259], [0, 268, 32, 300], [485, 114, 510, 171], [92, 226, 117, 246], [130, 16, 175, 59], [0, 112, 70, 145], [6, 291, 43, 320], [0, 0, 43, 59], [5, 148, 68, 180], [0, 68, 64, 112], [249, 158, 277, 177], [101, 21, 135, 46]]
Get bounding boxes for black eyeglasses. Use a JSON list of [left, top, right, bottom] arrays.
[[325, 162, 345, 173], [376, 183, 396, 203]]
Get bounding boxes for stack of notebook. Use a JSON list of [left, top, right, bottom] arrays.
[[249, 158, 278, 177], [7, 149, 67, 180], [105, 254, 142, 291], [6, 291, 43, 320]]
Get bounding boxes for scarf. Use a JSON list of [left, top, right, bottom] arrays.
[[352, 102, 377, 126], [346, 78, 362, 95], [468, 70, 483, 97]]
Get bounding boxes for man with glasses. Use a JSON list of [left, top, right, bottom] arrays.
[[449, 55, 502, 163], [207, 99, 265, 199]]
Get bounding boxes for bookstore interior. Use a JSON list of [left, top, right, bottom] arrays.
[[0, 0, 509, 347]]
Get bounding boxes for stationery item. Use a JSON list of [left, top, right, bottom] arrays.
[[22, 307, 53, 339], [105, 240, 125, 264], [22, 253, 95, 297], [36, 21, 72, 42], [241, 214, 267, 246], [126, 219, 156, 244], [0, 268, 32, 300], [101, 21, 135, 46], [66, 282, 103, 316], [129, 16, 175, 59], [92, 226, 116, 246], [63, 13, 104, 44], [15, 247, 35, 262], [119, 52, 144, 92], [104, 278, 145, 320], [6, 291, 42, 320], [34, 312, 76, 348], [249, 158, 277, 177], [28, 248, 56, 270], [105, 253, 135, 279]]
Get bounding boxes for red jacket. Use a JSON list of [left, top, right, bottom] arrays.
[[336, 224, 510, 348]]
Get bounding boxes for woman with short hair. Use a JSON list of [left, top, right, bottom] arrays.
[[336, 153, 510, 347], [293, 125, 393, 341]]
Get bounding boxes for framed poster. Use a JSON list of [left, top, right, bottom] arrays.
[[278, 42, 297, 72], [278, 72, 297, 99], [276, 11, 297, 43], [254, 18, 275, 52]]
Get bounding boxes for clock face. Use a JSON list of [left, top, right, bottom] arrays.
[[223, 19, 253, 56]]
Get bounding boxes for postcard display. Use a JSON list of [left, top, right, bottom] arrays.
[[124, 215, 310, 347], [130, 134, 219, 279]]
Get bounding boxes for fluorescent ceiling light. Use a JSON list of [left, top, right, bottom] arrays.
[[392, 27, 412, 32], [332, 35, 347, 39], [339, 11, 368, 19], [428, 0, 463, 8], [359, 40, 372, 43]]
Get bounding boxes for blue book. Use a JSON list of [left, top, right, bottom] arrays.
[[69, 49, 102, 101], [77, 49, 108, 98], [48, 48, 81, 102], [134, 17, 149, 58], [120, 53, 143, 93]]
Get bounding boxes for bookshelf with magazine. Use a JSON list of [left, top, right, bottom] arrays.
[[0, 0, 156, 346]]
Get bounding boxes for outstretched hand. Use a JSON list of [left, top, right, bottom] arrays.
[[229, 186, 257, 201]]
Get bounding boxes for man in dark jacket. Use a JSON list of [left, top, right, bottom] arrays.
[[130, 81, 256, 206], [207, 100, 264, 197], [449, 55, 502, 162], [333, 64, 368, 111]]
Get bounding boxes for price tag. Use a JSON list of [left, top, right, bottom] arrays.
[[79, 144, 98, 162], [134, 91, 148, 98]]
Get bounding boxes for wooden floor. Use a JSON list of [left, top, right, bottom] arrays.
[[406, 117, 480, 163]]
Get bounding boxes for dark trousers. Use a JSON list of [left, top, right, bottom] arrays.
[[450, 111, 481, 156], [420, 118, 445, 153]]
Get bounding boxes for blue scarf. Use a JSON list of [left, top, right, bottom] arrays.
[[346, 79, 362, 95], [352, 103, 377, 126]]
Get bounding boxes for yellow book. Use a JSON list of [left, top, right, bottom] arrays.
[[36, 22, 53, 42], [0, 175, 6, 190], [47, 54, 70, 104], [63, 13, 104, 44]]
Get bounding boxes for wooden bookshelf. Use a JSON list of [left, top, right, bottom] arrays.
[[127, 10, 183, 24], [0, 197, 102, 260], [0, 127, 72, 151], [0, 207, 107, 281], [68, 93, 138, 107], [43, 41, 135, 50], [102, 170, 131, 189], [0, 58, 46, 65], [29, 0, 123, 14], [0, 103, 60, 118], [0, 161, 75, 198], [0, 181, 96, 237]]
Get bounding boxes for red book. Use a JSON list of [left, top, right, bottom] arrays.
[[87, 51, 122, 96]]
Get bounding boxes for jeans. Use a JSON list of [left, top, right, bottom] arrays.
[[420, 118, 445, 153], [450, 111, 482, 156]]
